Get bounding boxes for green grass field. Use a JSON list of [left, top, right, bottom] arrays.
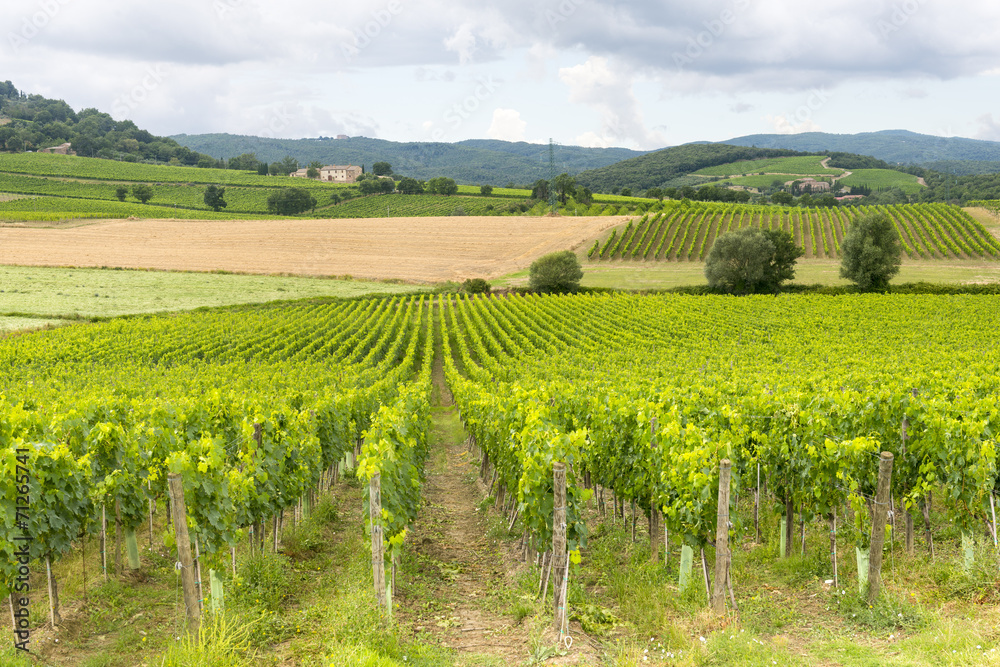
[[695, 155, 844, 177], [0, 265, 424, 321], [839, 169, 924, 194], [715, 174, 800, 189], [0, 315, 64, 331]]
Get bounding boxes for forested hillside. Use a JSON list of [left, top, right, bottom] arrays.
[[573, 144, 812, 192], [170, 133, 646, 185], [0, 81, 218, 167], [722, 129, 1000, 174]]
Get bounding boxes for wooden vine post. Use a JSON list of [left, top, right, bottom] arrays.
[[784, 496, 794, 558], [552, 462, 568, 635], [867, 452, 894, 604], [167, 473, 200, 636], [369, 473, 387, 612], [711, 459, 732, 614], [650, 418, 660, 564]]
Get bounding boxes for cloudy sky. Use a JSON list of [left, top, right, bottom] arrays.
[[4, 0, 1000, 150]]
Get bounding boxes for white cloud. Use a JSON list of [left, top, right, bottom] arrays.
[[574, 131, 612, 148], [765, 114, 821, 135], [4, 0, 1000, 144], [487, 109, 527, 142], [975, 113, 1000, 141], [444, 23, 478, 65], [558, 56, 665, 149]]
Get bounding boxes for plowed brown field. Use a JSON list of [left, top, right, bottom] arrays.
[[0, 215, 626, 283]]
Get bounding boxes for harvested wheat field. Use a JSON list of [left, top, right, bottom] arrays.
[[0, 215, 626, 282]]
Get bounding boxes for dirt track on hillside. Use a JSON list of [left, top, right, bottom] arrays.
[[0, 216, 625, 283]]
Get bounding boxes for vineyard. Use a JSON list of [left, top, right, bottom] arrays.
[[315, 193, 518, 218], [0, 154, 530, 222], [586, 202, 1000, 261], [2, 291, 1000, 664]]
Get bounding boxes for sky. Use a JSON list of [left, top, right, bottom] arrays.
[[4, 0, 1000, 151]]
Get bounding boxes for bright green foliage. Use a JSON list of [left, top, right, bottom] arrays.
[[584, 201, 1000, 262], [358, 306, 434, 570], [528, 250, 583, 293], [0, 295, 434, 597], [114, 185, 127, 202], [840, 211, 903, 290], [1, 439, 94, 589], [444, 292, 999, 561]]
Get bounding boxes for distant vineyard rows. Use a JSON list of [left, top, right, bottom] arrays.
[[587, 202, 1000, 261]]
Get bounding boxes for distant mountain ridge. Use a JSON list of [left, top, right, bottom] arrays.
[[718, 130, 1000, 174], [170, 133, 646, 185]]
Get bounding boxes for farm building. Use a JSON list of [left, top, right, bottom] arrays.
[[796, 178, 831, 192], [291, 164, 362, 182]]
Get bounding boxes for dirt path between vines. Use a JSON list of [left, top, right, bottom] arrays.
[[396, 351, 527, 664], [395, 326, 597, 665]]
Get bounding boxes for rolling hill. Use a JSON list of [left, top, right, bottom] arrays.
[[169, 134, 646, 185], [573, 144, 810, 193], [720, 130, 1000, 174]]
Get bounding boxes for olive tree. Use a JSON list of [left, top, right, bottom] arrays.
[[705, 227, 803, 294], [529, 250, 583, 293], [839, 211, 902, 291]]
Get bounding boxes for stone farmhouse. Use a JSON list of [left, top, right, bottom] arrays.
[[795, 177, 831, 193], [291, 164, 362, 183]]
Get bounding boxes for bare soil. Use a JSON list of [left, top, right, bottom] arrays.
[[393, 337, 600, 665], [0, 216, 626, 283]]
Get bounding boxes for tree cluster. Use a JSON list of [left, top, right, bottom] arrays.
[[267, 188, 316, 215], [530, 174, 592, 207], [425, 177, 458, 195], [0, 81, 219, 167], [114, 184, 154, 204]]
